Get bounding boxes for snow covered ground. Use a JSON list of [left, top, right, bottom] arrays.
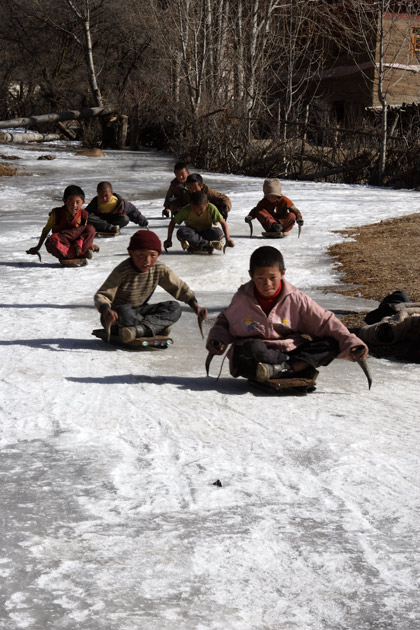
[[1, 143, 419, 629]]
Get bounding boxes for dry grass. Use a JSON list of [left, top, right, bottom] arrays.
[[0, 162, 18, 176], [328, 212, 420, 328]]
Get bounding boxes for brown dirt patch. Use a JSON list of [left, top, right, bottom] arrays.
[[0, 162, 18, 176], [328, 212, 420, 329]]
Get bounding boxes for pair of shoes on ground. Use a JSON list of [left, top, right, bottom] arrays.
[[119, 324, 172, 343], [256, 362, 318, 382]]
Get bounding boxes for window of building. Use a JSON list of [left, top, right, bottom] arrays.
[[411, 27, 420, 56]]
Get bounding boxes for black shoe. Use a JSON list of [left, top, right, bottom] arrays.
[[270, 224, 283, 233]]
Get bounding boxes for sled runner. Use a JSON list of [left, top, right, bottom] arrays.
[[249, 370, 319, 395], [187, 245, 215, 255], [94, 231, 119, 238], [60, 258, 87, 267], [92, 328, 173, 350], [262, 231, 287, 239]]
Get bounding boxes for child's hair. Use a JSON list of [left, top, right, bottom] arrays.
[[63, 185, 85, 200], [190, 190, 208, 206], [97, 181, 113, 192], [174, 161, 189, 171], [186, 173, 203, 185], [250, 246, 285, 275]]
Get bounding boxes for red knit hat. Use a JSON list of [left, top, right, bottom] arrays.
[[128, 230, 162, 253]]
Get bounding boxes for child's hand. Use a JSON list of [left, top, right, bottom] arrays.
[[206, 339, 226, 355], [103, 307, 118, 327], [351, 345, 368, 361], [26, 247, 39, 255], [297, 218, 304, 226], [163, 239, 172, 250], [197, 306, 208, 322], [244, 215, 253, 223], [225, 238, 235, 248]]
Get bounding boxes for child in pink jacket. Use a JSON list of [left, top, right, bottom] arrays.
[[206, 246, 368, 382]]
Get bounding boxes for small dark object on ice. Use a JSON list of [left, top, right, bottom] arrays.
[[213, 480, 222, 487], [60, 258, 87, 267], [37, 155, 56, 160], [92, 328, 173, 350]]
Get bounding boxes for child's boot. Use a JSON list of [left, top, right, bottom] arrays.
[[210, 240, 224, 251], [270, 223, 283, 234], [256, 361, 293, 382], [119, 324, 151, 343]]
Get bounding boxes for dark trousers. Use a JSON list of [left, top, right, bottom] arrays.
[[88, 212, 129, 232], [45, 225, 95, 260], [103, 301, 182, 336], [232, 337, 339, 379], [176, 225, 223, 248]]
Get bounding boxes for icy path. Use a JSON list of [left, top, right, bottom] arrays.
[[0, 145, 419, 629]]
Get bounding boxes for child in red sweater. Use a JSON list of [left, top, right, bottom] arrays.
[[27, 185, 97, 261], [245, 178, 303, 235]]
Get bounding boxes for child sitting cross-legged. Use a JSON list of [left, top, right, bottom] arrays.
[[246, 178, 303, 235], [94, 230, 207, 343], [206, 246, 368, 384], [164, 190, 234, 253], [27, 185, 98, 261], [86, 181, 148, 234]]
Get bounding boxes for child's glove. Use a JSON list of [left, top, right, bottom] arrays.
[[297, 217, 304, 226], [206, 339, 226, 355], [244, 215, 253, 223]]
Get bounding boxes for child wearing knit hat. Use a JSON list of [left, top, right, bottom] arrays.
[[94, 230, 207, 343], [245, 178, 303, 236]]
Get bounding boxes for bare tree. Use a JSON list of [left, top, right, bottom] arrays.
[[346, 0, 420, 183]]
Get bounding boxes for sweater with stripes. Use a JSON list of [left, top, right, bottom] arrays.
[[94, 258, 196, 311]]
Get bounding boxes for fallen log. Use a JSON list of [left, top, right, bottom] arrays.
[[0, 105, 118, 130], [0, 132, 61, 143]]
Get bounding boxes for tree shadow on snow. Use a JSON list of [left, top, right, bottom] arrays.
[[0, 337, 112, 351], [0, 261, 60, 269], [66, 373, 251, 395], [0, 303, 91, 310]]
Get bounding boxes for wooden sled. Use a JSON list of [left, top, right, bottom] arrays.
[[187, 246, 214, 255], [95, 231, 119, 238], [92, 328, 173, 350], [249, 370, 319, 395], [60, 258, 87, 267], [262, 231, 287, 239]]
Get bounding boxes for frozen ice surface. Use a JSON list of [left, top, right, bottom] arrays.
[[0, 144, 419, 629]]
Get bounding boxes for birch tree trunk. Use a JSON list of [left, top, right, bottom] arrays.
[[64, 0, 104, 107]]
